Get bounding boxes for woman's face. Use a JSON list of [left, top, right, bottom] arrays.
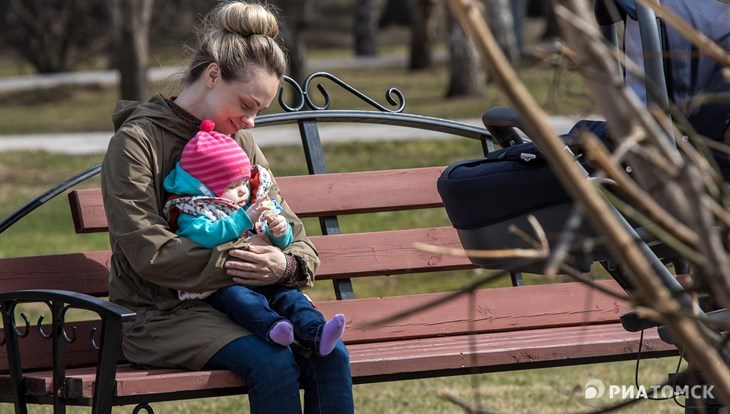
[[202, 66, 279, 136]]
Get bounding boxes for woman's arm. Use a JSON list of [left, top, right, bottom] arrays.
[[230, 130, 319, 288], [102, 122, 249, 293]]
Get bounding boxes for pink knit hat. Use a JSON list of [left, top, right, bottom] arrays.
[[180, 120, 251, 197]]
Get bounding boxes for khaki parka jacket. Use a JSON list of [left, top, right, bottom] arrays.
[[101, 94, 319, 370]]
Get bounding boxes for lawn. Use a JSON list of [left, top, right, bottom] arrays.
[[0, 55, 596, 136]]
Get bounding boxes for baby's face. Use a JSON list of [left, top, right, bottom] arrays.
[[221, 177, 250, 206]]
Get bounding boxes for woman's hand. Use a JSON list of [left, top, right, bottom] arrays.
[[225, 234, 286, 286]]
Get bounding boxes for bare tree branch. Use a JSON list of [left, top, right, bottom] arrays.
[[446, 0, 730, 404]]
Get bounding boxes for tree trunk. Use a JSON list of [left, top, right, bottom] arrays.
[[354, 0, 379, 56], [408, 0, 437, 70], [277, 0, 310, 83], [117, 0, 154, 101], [482, 0, 521, 67], [540, 0, 560, 39], [109, 0, 121, 70], [446, 10, 484, 98], [511, 0, 527, 56], [380, 0, 412, 27]]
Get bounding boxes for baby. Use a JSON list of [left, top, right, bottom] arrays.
[[163, 120, 345, 356]]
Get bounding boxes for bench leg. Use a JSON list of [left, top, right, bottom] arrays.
[[510, 271, 523, 286], [1, 301, 29, 414], [91, 319, 122, 414]]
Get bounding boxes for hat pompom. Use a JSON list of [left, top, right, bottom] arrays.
[[200, 119, 215, 132]]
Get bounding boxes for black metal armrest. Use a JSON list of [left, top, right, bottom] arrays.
[[0, 289, 135, 321], [1, 289, 135, 413]]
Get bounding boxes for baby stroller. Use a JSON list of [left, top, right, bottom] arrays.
[[438, 1, 729, 412]]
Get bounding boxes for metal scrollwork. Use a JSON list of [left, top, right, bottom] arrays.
[[0, 303, 7, 346], [277, 72, 405, 113], [90, 327, 100, 351], [278, 76, 306, 112], [132, 403, 155, 414], [60, 305, 77, 343], [12, 308, 31, 338], [1, 303, 31, 342], [37, 314, 52, 339], [0, 308, 5, 346]]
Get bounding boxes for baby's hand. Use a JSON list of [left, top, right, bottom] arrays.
[[246, 195, 273, 223], [266, 215, 288, 237]]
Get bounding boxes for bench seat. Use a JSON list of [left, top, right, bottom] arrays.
[[2, 279, 677, 405], [2, 324, 673, 403]]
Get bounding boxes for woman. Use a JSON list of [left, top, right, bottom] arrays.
[[100, 2, 354, 413]]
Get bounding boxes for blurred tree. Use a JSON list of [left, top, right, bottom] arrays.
[[354, 0, 380, 56], [408, 0, 437, 70], [276, 0, 310, 83], [446, 9, 484, 98], [116, 0, 155, 100], [4, 0, 110, 73], [146, 0, 212, 47], [109, 0, 207, 72], [527, 0, 560, 40], [483, 0, 521, 67], [511, 0, 527, 56], [379, 0, 412, 27]]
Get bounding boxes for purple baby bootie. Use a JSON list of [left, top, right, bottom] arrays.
[[269, 320, 294, 346], [318, 314, 346, 356]]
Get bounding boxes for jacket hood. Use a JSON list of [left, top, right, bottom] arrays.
[[164, 162, 216, 197], [112, 93, 197, 139]]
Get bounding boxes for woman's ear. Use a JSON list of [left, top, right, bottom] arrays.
[[205, 63, 221, 89]]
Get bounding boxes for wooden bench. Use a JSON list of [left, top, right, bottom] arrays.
[[0, 74, 679, 413]]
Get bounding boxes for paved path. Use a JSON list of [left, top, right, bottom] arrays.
[[0, 116, 586, 155], [0, 48, 588, 154], [0, 54, 432, 93]]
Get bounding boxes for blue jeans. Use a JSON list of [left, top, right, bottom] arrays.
[[206, 285, 328, 352], [203, 334, 354, 413]]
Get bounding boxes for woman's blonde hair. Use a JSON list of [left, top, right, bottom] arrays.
[[182, 1, 287, 85]]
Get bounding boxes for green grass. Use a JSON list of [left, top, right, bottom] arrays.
[[0, 56, 595, 136]]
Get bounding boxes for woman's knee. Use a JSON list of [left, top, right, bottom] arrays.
[[266, 349, 300, 377], [247, 345, 300, 386], [327, 341, 350, 365], [315, 341, 351, 377], [207, 336, 300, 385]]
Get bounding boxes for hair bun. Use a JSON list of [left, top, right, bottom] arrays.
[[217, 2, 279, 38]]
